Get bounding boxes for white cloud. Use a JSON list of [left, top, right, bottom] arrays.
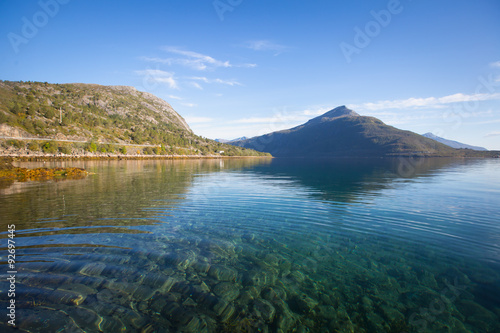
[[180, 102, 198, 107], [472, 118, 500, 125], [141, 47, 257, 71], [140, 56, 171, 64], [230, 106, 335, 127], [490, 61, 500, 68], [135, 69, 178, 89], [302, 107, 331, 116], [485, 131, 500, 138], [190, 82, 203, 90], [242, 40, 289, 55], [168, 95, 182, 100], [189, 76, 242, 86], [349, 92, 500, 111], [162, 46, 231, 70]]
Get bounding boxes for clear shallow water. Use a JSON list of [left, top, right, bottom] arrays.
[[0, 157, 499, 332]]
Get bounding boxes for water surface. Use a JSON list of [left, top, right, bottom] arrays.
[[1, 157, 499, 332]]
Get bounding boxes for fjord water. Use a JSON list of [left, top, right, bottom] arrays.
[[1, 158, 499, 332]]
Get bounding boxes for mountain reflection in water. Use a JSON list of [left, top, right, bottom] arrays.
[[0, 157, 499, 332]]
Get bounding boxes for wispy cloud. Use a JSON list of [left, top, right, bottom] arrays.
[[190, 82, 203, 90], [230, 106, 338, 126], [349, 92, 500, 111], [189, 76, 242, 86], [471, 118, 500, 125], [490, 61, 500, 68], [142, 47, 256, 71], [167, 95, 182, 100], [180, 102, 198, 107], [162, 46, 231, 70], [485, 131, 500, 138], [135, 69, 178, 89], [242, 40, 289, 55]]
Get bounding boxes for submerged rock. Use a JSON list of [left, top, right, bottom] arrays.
[[288, 294, 318, 315], [253, 299, 276, 323], [208, 265, 238, 282], [213, 282, 240, 302], [79, 262, 106, 277]]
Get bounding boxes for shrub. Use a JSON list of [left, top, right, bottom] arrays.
[[42, 141, 57, 154], [7, 139, 25, 149], [27, 107, 36, 116], [28, 142, 40, 151], [59, 145, 72, 155], [0, 112, 7, 123], [105, 144, 116, 153], [120, 146, 127, 154], [44, 107, 55, 119]]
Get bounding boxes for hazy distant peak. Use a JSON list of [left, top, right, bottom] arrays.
[[422, 132, 487, 151]]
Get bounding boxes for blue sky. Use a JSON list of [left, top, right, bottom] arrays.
[[1, 0, 500, 149]]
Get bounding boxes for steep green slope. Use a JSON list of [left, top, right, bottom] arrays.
[[231, 106, 470, 157], [0, 80, 269, 157]]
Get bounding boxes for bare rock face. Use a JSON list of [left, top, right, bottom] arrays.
[[137, 90, 192, 133], [107, 85, 191, 132], [0, 124, 34, 138]]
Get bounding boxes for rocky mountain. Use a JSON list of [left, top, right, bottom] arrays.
[[0, 81, 269, 156], [231, 106, 473, 157], [422, 132, 487, 151]]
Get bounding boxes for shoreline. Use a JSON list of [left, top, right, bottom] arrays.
[[1, 154, 274, 162], [1, 152, 498, 162]]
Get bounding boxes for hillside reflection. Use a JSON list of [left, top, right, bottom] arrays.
[[0, 158, 271, 234], [244, 157, 467, 202]]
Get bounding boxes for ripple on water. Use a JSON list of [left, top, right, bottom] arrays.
[[1, 159, 500, 332]]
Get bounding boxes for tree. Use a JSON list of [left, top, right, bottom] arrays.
[[43, 106, 55, 119], [86, 141, 97, 153]]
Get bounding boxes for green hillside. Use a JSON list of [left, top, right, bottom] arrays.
[[0, 80, 270, 157]]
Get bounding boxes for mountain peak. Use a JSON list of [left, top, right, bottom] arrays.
[[306, 105, 359, 126], [323, 105, 359, 118]]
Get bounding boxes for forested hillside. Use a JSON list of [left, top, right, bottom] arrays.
[[0, 81, 270, 157]]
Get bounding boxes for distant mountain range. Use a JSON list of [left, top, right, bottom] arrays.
[[422, 133, 487, 151], [231, 106, 495, 158], [215, 137, 248, 143]]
